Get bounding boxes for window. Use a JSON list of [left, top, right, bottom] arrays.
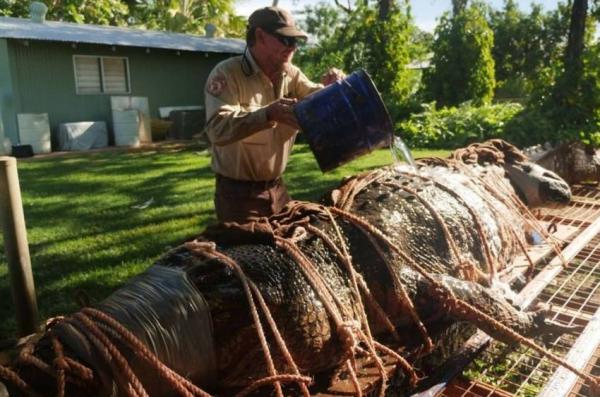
[[73, 55, 130, 94]]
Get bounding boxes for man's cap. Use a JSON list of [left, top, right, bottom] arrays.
[[248, 6, 308, 39]]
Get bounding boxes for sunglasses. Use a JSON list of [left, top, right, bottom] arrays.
[[269, 32, 303, 47]]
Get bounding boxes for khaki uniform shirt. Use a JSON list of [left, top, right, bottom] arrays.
[[204, 49, 322, 181]]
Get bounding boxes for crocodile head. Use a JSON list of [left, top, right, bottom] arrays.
[[505, 161, 571, 206]]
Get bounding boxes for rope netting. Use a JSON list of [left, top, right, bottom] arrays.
[[1, 140, 598, 397], [1, 308, 214, 397]]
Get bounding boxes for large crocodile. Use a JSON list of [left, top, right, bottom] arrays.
[[1, 139, 590, 397]]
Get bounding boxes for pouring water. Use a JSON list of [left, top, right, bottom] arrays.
[[390, 135, 416, 168]]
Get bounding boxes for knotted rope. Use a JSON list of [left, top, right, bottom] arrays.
[[184, 240, 312, 397], [1, 309, 215, 397], [2, 139, 596, 397]]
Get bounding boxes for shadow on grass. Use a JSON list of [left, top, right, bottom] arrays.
[[0, 142, 448, 338], [0, 143, 217, 338]]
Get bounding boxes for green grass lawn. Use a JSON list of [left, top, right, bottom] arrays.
[[0, 142, 449, 340]]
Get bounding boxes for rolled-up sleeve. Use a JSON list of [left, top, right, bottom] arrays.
[[204, 67, 275, 146]]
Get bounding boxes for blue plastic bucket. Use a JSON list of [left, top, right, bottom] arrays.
[[294, 70, 394, 172]]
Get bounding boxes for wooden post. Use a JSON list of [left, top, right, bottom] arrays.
[[0, 156, 38, 336]]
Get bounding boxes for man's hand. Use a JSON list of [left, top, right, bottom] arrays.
[[320, 68, 346, 86], [266, 98, 299, 129]]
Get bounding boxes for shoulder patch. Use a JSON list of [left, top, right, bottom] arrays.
[[207, 74, 227, 96]]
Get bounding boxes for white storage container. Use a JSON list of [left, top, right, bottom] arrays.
[[112, 109, 142, 147], [17, 113, 51, 154], [111, 96, 151, 145], [58, 121, 108, 151]]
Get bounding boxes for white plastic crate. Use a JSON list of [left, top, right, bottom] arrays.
[[112, 109, 141, 147], [111, 96, 151, 145]]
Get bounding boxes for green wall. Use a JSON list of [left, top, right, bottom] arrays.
[[0, 39, 21, 149], [1, 38, 234, 147]]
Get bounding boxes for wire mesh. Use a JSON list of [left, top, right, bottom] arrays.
[[540, 185, 600, 229], [568, 349, 600, 397], [437, 184, 600, 397]]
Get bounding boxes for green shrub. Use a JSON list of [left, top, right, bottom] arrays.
[[500, 107, 555, 146], [398, 101, 523, 148], [502, 42, 600, 147]]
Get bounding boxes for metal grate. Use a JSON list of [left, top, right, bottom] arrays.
[[433, 184, 600, 397], [541, 185, 600, 229], [568, 349, 600, 396]]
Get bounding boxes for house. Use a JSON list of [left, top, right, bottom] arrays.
[[0, 3, 245, 154]]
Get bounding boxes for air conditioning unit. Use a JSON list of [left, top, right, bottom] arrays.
[[17, 113, 51, 154]]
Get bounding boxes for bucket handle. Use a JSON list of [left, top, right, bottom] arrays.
[[341, 79, 364, 102]]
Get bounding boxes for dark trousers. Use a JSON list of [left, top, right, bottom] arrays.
[[214, 174, 291, 223]]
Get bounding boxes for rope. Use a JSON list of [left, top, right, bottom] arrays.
[[319, 207, 394, 396], [245, 282, 312, 397], [69, 312, 149, 397], [276, 202, 421, 392], [434, 166, 540, 279], [327, 206, 600, 393], [17, 343, 54, 377], [82, 308, 211, 397], [4, 309, 214, 397], [185, 240, 312, 397], [354, 225, 434, 354], [51, 336, 67, 397], [385, 181, 489, 284], [185, 241, 285, 397], [419, 154, 567, 271], [272, 211, 400, 396], [346, 359, 362, 397], [0, 364, 43, 397], [431, 140, 565, 264], [330, 169, 389, 210], [453, 161, 567, 266], [3, 139, 594, 397], [305, 224, 400, 340], [11, 332, 94, 389], [234, 374, 313, 397], [394, 172, 498, 280]]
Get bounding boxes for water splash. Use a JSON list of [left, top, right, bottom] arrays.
[[390, 135, 416, 168]]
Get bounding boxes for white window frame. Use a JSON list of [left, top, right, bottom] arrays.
[[73, 55, 131, 95]]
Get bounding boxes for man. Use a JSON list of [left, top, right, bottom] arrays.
[[204, 6, 344, 223]]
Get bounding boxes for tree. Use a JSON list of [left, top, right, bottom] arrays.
[[423, 2, 495, 106], [295, 1, 425, 118], [0, 0, 129, 25], [488, 1, 570, 100], [0, 0, 29, 17], [564, 0, 588, 70], [547, 0, 600, 140], [378, 0, 392, 20], [130, 0, 244, 36], [452, 0, 468, 15], [0, 0, 245, 37], [549, 0, 595, 130], [298, 3, 344, 43], [507, 0, 600, 145]]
